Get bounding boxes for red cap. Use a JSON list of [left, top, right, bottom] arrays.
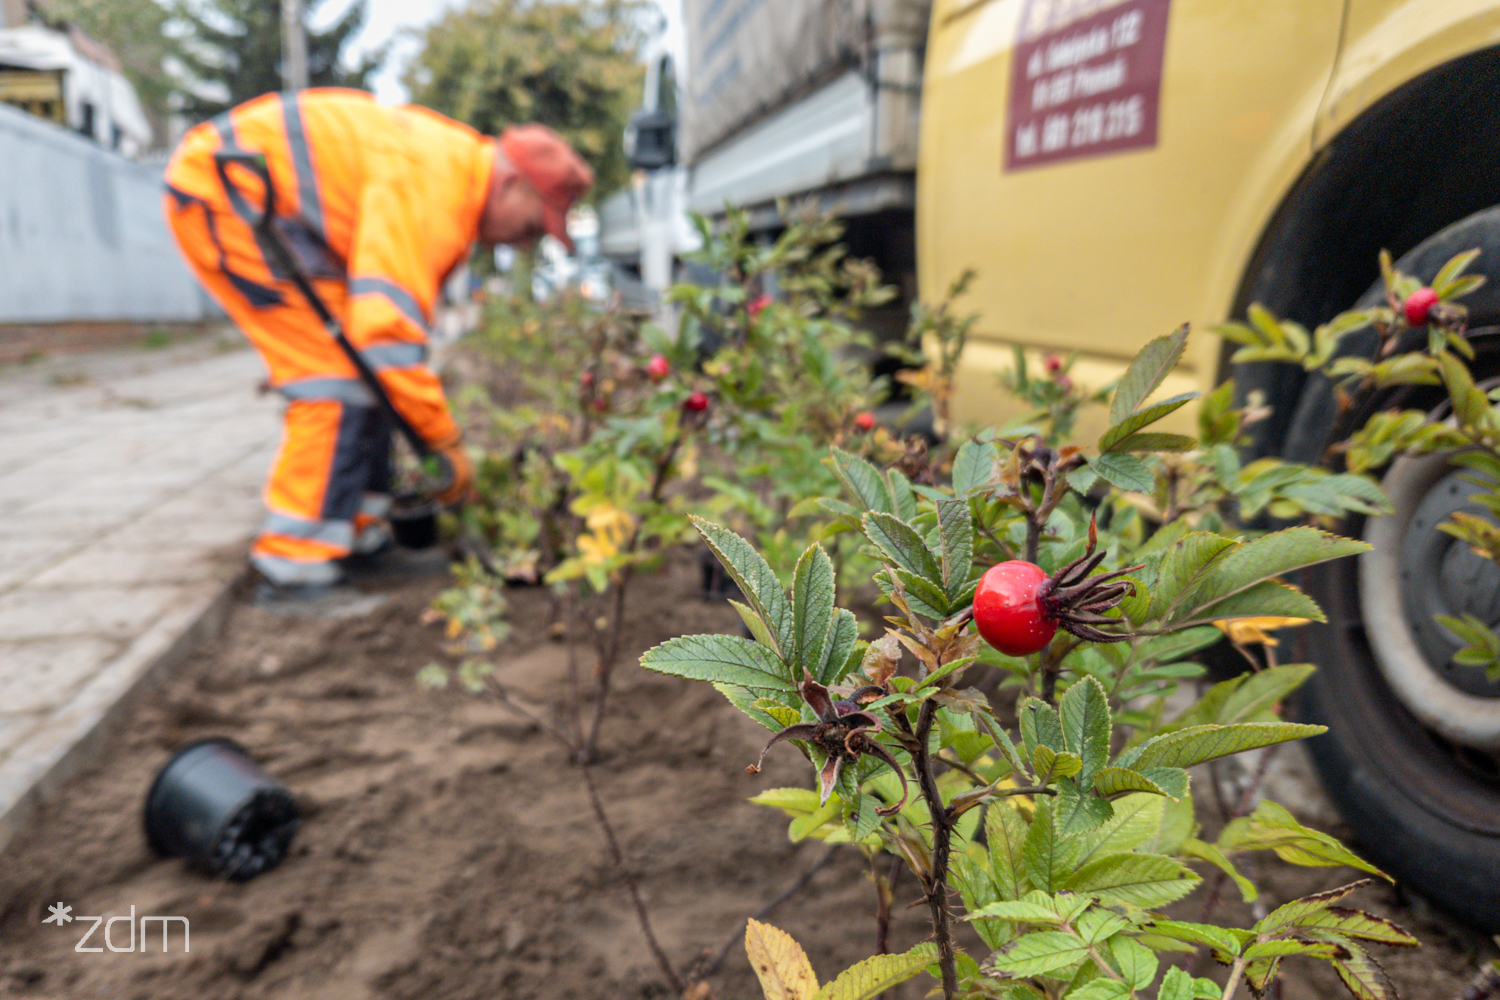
[[499, 124, 593, 252]]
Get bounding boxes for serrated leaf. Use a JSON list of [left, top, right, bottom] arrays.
[[1145, 920, 1245, 959], [1157, 966, 1196, 1000], [1119, 723, 1325, 771], [1177, 527, 1369, 623], [792, 544, 837, 680], [988, 802, 1032, 900], [746, 919, 819, 999], [1023, 798, 1078, 892], [1432, 248, 1482, 298], [642, 633, 797, 691], [1330, 941, 1398, 1000], [1060, 676, 1111, 784], [895, 568, 953, 619], [953, 439, 996, 495], [1182, 837, 1257, 902], [715, 683, 789, 732], [1175, 663, 1317, 728], [1076, 794, 1166, 864], [831, 447, 894, 514], [1034, 744, 1085, 781], [1254, 880, 1370, 933], [1196, 580, 1326, 624], [887, 468, 918, 521], [1092, 452, 1154, 493], [1111, 325, 1189, 424], [693, 516, 794, 661], [1092, 766, 1188, 800], [1220, 802, 1388, 879], [751, 787, 825, 815], [989, 931, 1091, 977], [1110, 937, 1158, 991], [1055, 781, 1115, 835], [967, 899, 1064, 924], [1243, 937, 1347, 961], [812, 943, 938, 1000], [1020, 697, 1067, 757], [1063, 852, 1201, 908], [864, 511, 944, 585], [853, 794, 881, 840], [1149, 533, 1238, 622], [1110, 432, 1197, 453], [937, 499, 974, 597], [820, 609, 860, 685], [1065, 978, 1130, 1000], [731, 598, 781, 651], [1296, 907, 1419, 947], [1100, 392, 1197, 451]]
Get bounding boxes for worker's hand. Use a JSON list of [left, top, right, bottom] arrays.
[[429, 434, 475, 508]]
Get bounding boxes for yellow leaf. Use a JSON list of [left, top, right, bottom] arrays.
[[1214, 616, 1311, 647], [745, 919, 819, 1000]]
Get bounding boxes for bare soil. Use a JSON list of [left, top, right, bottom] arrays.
[[0, 558, 1491, 999]]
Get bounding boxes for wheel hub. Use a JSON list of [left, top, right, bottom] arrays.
[[1362, 452, 1500, 749], [1400, 472, 1500, 699]]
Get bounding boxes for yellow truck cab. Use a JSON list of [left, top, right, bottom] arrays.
[[920, 0, 1500, 929]]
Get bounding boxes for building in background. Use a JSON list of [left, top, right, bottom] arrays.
[[0, 12, 151, 157]]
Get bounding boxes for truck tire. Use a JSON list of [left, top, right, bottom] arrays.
[[1280, 207, 1500, 931]]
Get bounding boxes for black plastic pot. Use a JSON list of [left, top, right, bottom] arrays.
[[144, 738, 300, 882], [390, 492, 439, 550]]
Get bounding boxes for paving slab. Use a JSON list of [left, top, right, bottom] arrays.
[[0, 337, 280, 855]]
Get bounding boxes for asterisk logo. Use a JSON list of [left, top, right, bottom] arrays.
[[42, 902, 73, 925]]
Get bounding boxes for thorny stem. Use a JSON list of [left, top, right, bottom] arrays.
[[581, 762, 684, 993], [913, 698, 958, 1000]]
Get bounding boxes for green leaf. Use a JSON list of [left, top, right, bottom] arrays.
[[1054, 781, 1115, 835], [1175, 663, 1317, 728], [1177, 527, 1369, 623], [1156, 966, 1197, 1000], [1060, 676, 1111, 785], [937, 499, 975, 597], [967, 899, 1064, 924], [988, 802, 1032, 900], [1019, 697, 1067, 757], [1330, 941, 1399, 1000], [1253, 881, 1369, 933], [1149, 533, 1238, 622], [989, 931, 1091, 977], [1109, 432, 1198, 453], [831, 447, 894, 514], [1091, 452, 1154, 493], [1296, 907, 1419, 947], [895, 568, 954, 619], [714, 683, 788, 731], [864, 511, 944, 586], [887, 469, 918, 521], [1023, 798, 1078, 892], [692, 516, 794, 661], [729, 598, 781, 652], [642, 633, 796, 691], [1092, 766, 1189, 800], [1111, 324, 1189, 425], [813, 942, 938, 1000], [953, 439, 996, 496], [1242, 938, 1346, 961], [1100, 392, 1197, 451], [1432, 248, 1482, 298], [1182, 837, 1257, 902], [1109, 937, 1158, 991], [1064, 979, 1130, 1000], [792, 544, 837, 680], [1034, 744, 1085, 781], [1076, 794, 1166, 864], [750, 787, 825, 815], [1063, 853, 1201, 908], [1145, 920, 1245, 959], [1193, 580, 1326, 624], [1119, 723, 1325, 771], [820, 609, 861, 685], [1219, 802, 1388, 879]]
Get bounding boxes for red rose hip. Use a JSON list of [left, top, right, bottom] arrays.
[[1404, 287, 1439, 326], [973, 561, 1056, 656], [647, 354, 671, 380], [854, 410, 876, 432], [684, 390, 710, 412]]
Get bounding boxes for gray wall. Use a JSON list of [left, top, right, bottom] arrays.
[[0, 103, 208, 323]]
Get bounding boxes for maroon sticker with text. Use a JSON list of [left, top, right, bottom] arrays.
[[1004, 0, 1170, 172]]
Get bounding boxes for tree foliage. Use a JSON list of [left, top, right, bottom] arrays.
[[402, 0, 647, 198], [171, 0, 381, 122]]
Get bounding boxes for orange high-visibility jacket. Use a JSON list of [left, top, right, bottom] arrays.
[[164, 88, 496, 444]]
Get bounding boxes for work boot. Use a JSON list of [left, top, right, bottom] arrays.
[[252, 577, 389, 619]]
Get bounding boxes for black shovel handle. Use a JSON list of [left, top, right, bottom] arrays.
[[213, 150, 433, 461]]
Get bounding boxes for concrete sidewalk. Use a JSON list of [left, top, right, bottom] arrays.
[[0, 336, 281, 852]]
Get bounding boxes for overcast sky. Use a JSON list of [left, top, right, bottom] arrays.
[[315, 0, 457, 104]]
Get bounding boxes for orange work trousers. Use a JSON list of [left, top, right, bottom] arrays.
[[163, 175, 392, 586]]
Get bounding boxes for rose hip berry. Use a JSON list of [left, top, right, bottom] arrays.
[[684, 390, 710, 412], [1404, 287, 1439, 326], [854, 410, 876, 432], [647, 354, 671, 380], [974, 561, 1056, 656]]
